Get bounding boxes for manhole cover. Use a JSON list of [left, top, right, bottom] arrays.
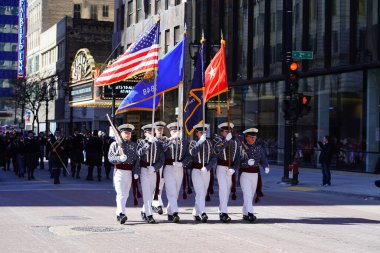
[[49, 216, 91, 220], [71, 226, 124, 233]]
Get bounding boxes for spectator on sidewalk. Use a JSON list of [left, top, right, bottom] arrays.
[[318, 136, 335, 186]]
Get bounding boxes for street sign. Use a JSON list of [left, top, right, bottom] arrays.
[[292, 51, 313, 59]]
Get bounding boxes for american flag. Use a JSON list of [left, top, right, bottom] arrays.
[[95, 22, 160, 86]]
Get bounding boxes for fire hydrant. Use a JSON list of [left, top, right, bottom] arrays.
[[288, 161, 299, 185]]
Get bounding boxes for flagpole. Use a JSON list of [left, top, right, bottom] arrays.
[[201, 31, 206, 168], [150, 19, 160, 166], [176, 27, 187, 163]]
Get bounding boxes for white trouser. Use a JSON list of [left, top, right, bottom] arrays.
[[140, 167, 157, 216], [216, 165, 232, 214], [152, 166, 164, 208], [164, 164, 183, 215], [240, 172, 258, 215], [191, 168, 210, 216], [113, 169, 132, 215]]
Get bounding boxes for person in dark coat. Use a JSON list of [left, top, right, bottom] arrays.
[[37, 132, 46, 170], [85, 130, 103, 181], [14, 132, 26, 178], [47, 128, 68, 184], [24, 131, 40, 180], [102, 135, 114, 180], [0, 133, 6, 170], [318, 136, 335, 186], [69, 128, 85, 179]]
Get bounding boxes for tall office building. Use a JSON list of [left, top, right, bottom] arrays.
[[0, 1, 18, 125]]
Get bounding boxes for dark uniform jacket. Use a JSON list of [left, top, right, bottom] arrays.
[[108, 140, 139, 174], [213, 136, 240, 171], [240, 142, 269, 169], [48, 135, 68, 168], [137, 138, 164, 171], [85, 136, 103, 166], [189, 138, 215, 171], [69, 134, 85, 163], [24, 137, 40, 169]]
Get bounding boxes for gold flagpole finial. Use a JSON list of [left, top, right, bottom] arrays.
[[200, 29, 206, 44]]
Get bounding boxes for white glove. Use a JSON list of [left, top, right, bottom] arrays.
[[265, 167, 270, 174], [148, 136, 157, 143], [143, 142, 150, 150], [172, 132, 180, 139], [227, 168, 235, 176], [201, 167, 207, 174], [148, 166, 156, 174], [197, 134, 206, 146], [133, 174, 139, 180], [119, 154, 127, 163], [225, 132, 232, 141], [248, 159, 255, 166], [173, 162, 183, 168]]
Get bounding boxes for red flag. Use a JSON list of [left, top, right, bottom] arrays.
[[204, 40, 228, 102]]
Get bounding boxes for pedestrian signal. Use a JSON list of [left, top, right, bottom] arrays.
[[298, 94, 312, 117]]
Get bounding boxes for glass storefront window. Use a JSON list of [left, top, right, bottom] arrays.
[[237, 0, 248, 80], [269, 0, 282, 75], [307, 0, 325, 69], [252, 1, 265, 78], [356, 0, 379, 63], [331, 0, 350, 66]]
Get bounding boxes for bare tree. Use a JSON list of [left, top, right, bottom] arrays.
[[12, 75, 58, 133]]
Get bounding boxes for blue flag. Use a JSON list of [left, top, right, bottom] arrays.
[[184, 44, 204, 135], [116, 34, 186, 114], [117, 93, 161, 113]]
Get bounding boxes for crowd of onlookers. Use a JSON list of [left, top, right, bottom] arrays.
[[0, 128, 116, 181]]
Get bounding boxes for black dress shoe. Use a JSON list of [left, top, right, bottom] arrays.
[[117, 213, 128, 224], [147, 215, 156, 224], [201, 213, 208, 223], [193, 215, 201, 221], [243, 213, 256, 223], [152, 206, 163, 215], [168, 212, 180, 223], [141, 211, 147, 221], [219, 213, 231, 223]]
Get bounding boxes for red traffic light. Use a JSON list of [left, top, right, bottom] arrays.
[[302, 96, 308, 104], [289, 62, 299, 71]]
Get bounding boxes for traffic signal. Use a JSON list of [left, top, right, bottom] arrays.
[[288, 60, 299, 93], [282, 95, 299, 120], [298, 94, 312, 117]]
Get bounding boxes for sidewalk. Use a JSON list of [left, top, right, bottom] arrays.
[[266, 165, 380, 200]]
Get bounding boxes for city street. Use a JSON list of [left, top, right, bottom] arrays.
[[1, 166, 379, 253]]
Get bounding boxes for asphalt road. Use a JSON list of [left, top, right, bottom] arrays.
[[0, 168, 379, 253]]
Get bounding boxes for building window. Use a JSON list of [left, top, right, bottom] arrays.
[[103, 5, 109, 17], [175, 0, 181, 5], [165, 29, 170, 53], [121, 4, 125, 30], [90, 5, 98, 20], [73, 4, 81, 19], [145, 0, 152, 16], [165, 0, 169, 10], [155, 0, 161, 14], [127, 1, 134, 27], [137, 0, 143, 23], [174, 26, 180, 45]]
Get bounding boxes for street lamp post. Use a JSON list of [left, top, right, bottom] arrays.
[[44, 83, 56, 134]]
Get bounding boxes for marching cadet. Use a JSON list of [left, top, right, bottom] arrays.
[[189, 123, 215, 222], [213, 122, 240, 223], [108, 124, 139, 224], [151, 121, 166, 215], [69, 128, 84, 179], [163, 122, 190, 223], [85, 130, 103, 181], [24, 131, 39, 180], [137, 124, 164, 224], [240, 128, 270, 222], [48, 128, 68, 184]]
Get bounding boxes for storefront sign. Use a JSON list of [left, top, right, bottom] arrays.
[[17, 0, 26, 78], [102, 83, 136, 99], [70, 83, 93, 102]]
